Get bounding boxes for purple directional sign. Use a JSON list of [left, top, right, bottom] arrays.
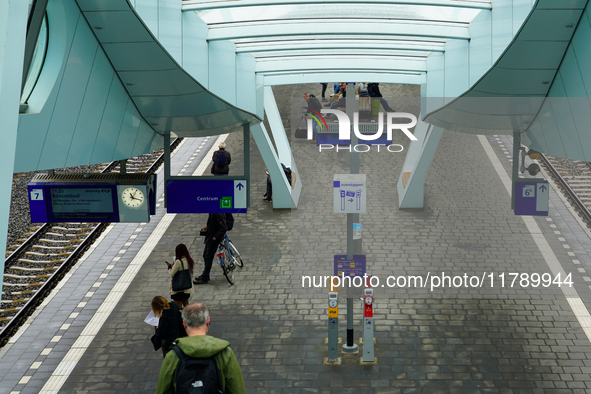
[[167, 179, 247, 213], [514, 181, 549, 216]]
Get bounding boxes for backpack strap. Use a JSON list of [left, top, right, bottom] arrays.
[[171, 343, 186, 362]]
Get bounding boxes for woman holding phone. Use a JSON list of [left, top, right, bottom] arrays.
[[166, 243, 194, 309]]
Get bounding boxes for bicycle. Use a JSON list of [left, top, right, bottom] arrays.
[[216, 233, 244, 285]]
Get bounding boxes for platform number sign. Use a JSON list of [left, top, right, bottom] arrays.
[[514, 181, 549, 216], [522, 185, 535, 197], [30, 189, 43, 201]]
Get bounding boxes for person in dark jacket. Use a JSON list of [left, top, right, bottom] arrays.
[[303, 93, 323, 143], [194, 213, 227, 284], [368, 83, 393, 112], [211, 142, 231, 175], [151, 296, 187, 357]]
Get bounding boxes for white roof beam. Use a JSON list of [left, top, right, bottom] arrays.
[[236, 42, 444, 54], [255, 57, 427, 73], [183, 0, 491, 12], [208, 21, 470, 41], [261, 72, 426, 86]]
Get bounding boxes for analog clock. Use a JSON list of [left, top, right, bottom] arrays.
[[329, 299, 338, 308], [121, 187, 145, 208]]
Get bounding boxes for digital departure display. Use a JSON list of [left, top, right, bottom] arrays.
[[49, 187, 117, 221]]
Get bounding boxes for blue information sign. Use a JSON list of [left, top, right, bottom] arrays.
[[167, 179, 247, 214], [28, 174, 156, 223], [514, 181, 549, 216], [334, 255, 366, 277]]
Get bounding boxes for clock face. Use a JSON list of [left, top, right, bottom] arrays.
[[364, 296, 372, 306], [329, 299, 338, 308], [121, 187, 145, 208]]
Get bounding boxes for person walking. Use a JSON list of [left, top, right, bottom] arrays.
[[193, 213, 227, 285], [303, 92, 322, 143], [155, 303, 246, 394], [211, 142, 231, 175], [167, 244, 194, 309], [368, 82, 393, 112], [320, 83, 328, 101], [151, 296, 187, 357], [263, 170, 272, 202]]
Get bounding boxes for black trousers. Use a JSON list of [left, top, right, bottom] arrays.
[[320, 83, 328, 98], [266, 177, 272, 199], [202, 238, 221, 280]]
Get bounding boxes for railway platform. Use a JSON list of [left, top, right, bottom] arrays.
[[2, 84, 591, 393]]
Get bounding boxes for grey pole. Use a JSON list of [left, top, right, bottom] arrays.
[[243, 123, 251, 208], [163, 133, 171, 208], [511, 130, 520, 210], [343, 83, 359, 353], [119, 160, 127, 174]]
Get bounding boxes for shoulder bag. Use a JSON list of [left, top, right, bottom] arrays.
[[171, 259, 193, 292]]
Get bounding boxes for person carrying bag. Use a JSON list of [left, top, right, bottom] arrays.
[[167, 244, 194, 309], [172, 259, 192, 292]]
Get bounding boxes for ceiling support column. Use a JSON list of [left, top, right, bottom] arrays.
[[0, 0, 29, 300]]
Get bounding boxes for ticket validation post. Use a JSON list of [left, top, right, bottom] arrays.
[[362, 281, 375, 363], [327, 286, 339, 363]]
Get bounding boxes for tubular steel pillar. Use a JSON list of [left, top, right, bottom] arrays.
[[343, 83, 359, 353], [511, 130, 520, 210], [163, 133, 171, 208]]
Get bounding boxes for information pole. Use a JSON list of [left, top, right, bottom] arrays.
[[344, 83, 360, 353]]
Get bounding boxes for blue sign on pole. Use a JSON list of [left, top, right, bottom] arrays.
[[334, 255, 366, 277], [167, 179, 247, 213], [514, 181, 549, 216]]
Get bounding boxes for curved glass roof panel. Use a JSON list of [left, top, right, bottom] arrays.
[[183, 0, 492, 11], [195, 4, 482, 25]]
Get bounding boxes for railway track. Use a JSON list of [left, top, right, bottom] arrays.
[[0, 139, 183, 345], [538, 153, 591, 226]]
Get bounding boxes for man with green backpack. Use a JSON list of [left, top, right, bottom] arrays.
[[155, 303, 246, 394]]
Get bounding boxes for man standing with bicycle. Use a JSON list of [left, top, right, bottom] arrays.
[[194, 213, 227, 285]]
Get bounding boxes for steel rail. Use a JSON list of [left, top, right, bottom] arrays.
[[539, 153, 591, 223]]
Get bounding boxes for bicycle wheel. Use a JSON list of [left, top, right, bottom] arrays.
[[228, 240, 244, 268], [221, 258, 235, 285]]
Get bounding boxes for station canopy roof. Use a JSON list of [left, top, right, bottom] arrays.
[[182, 0, 491, 76]]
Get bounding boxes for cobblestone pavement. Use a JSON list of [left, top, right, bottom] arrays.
[[58, 84, 591, 393]]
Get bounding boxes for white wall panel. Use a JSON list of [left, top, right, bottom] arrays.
[[209, 40, 237, 105], [182, 11, 208, 86]]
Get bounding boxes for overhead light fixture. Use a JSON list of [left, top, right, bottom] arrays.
[[566, 24, 574, 28], [94, 26, 103, 30], [151, 122, 159, 126], [542, 81, 550, 85], [126, 83, 134, 86], [526, 149, 540, 160]]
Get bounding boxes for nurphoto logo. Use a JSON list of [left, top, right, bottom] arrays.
[[306, 109, 418, 153]]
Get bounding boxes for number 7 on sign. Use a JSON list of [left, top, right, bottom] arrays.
[[30, 189, 44, 201]]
